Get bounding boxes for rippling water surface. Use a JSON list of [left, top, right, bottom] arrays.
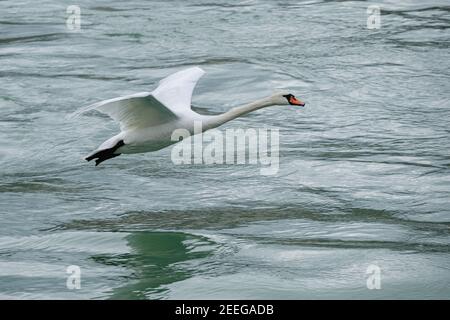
[[1, 0, 449, 299]]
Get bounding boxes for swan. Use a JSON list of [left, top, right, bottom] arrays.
[[71, 67, 305, 166]]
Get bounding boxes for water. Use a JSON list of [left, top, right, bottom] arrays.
[[1, 0, 449, 299]]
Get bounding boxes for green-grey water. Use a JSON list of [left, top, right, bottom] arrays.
[[1, 0, 449, 299]]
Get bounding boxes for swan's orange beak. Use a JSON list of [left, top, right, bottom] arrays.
[[289, 96, 305, 107]]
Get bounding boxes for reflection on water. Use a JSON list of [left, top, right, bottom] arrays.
[[1, 0, 449, 299], [94, 232, 214, 299]]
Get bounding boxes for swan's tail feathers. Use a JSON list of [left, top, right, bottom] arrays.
[[85, 140, 125, 166]]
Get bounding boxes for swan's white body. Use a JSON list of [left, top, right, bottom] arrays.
[[71, 67, 304, 165]]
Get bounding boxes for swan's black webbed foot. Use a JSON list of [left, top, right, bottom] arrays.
[[86, 140, 125, 166]]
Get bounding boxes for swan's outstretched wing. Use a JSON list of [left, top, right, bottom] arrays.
[[69, 67, 205, 130], [69, 92, 178, 131], [151, 66, 205, 116]]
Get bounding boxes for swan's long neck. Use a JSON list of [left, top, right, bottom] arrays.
[[205, 96, 277, 129]]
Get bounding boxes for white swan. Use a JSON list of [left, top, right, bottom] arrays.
[[71, 67, 305, 166]]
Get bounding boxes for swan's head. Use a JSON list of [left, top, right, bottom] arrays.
[[271, 92, 305, 107]]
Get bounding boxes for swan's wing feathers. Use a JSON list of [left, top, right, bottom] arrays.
[[69, 67, 205, 130], [151, 66, 205, 115], [70, 92, 178, 131]]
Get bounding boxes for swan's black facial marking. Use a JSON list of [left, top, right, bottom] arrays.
[[283, 94, 294, 102], [283, 94, 305, 106]]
